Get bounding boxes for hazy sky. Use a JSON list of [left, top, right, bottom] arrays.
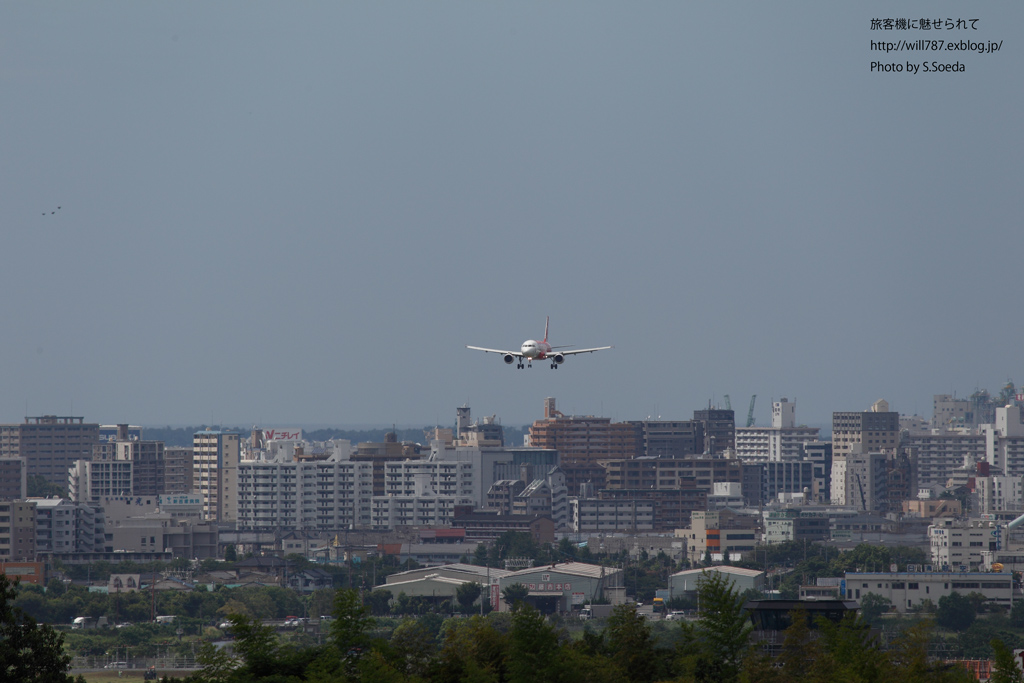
[[2, 2, 1021, 429]]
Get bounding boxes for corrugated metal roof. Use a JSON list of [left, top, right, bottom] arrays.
[[506, 562, 622, 579], [671, 566, 764, 579]]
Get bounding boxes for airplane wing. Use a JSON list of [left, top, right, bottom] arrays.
[[466, 345, 524, 357], [558, 346, 613, 356]]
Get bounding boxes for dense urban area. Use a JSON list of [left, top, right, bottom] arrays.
[[6, 386, 1024, 682]]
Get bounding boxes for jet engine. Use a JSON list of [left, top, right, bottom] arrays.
[[552, 353, 565, 364], [503, 354, 515, 365]]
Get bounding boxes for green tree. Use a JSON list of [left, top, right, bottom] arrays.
[[196, 641, 238, 683], [457, 582, 483, 612], [678, 571, 752, 683], [992, 638, 1024, 683], [389, 618, 435, 678], [501, 583, 529, 607], [330, 588, 374, 654], [507, 604, 561, 683], [226, 613, 279, 679], [858, 592, 892, 626], [0, 574, 76, 683], [937, 592, 976, 632], [605, 603, 656, 683], [224, 544, 238, 562], [364, 589, 393, 616]]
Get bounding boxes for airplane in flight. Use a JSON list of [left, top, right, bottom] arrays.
[[467, 317, 612, 369]]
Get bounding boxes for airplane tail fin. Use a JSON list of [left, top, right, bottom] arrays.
[[543, 316, 549, 343]]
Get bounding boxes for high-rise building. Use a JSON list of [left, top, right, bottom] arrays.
[[984, 405, 1024, 478], [627, 420, 704, 459], [193, 430, 240, 523], [237, 457, 374, 531], [163, 447, 194, 494], [831, 401, 900, 458], [115, 440, 165, 496], [0, 416, 99, 487], [734, 399, 819, 462], [529, 398, 636, 494], [693, 408, 735, 455]]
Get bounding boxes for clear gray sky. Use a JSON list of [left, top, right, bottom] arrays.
[[2, 2, 1021, 429]]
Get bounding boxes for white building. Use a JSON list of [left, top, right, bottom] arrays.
[[193, 430, 240, 523], [236, 456, 374, 531], [974, 475, 1024, 514], [985, 405, 1024, 478], [845, 569, 1013, 612], [384, 458, 478, 501], [906, 431, 986, 489], [30, 498, 106, 555], [68, 459, 133, 504], [929, 518, 1000, 570], [830, 449, 887, 510], [734, 399, 819, 462]]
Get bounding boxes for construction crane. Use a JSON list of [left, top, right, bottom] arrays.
[[723, 395, 732, 411], [745, 395, 757, 427]]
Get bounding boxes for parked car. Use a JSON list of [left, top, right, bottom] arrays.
[[665, 611, 686, 621], [104, 662, 128, 669]]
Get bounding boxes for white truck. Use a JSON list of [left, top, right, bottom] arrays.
[[578, 605, 615, 621]]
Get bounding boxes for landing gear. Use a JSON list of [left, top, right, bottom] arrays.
[[550, 362, 558, 369], [517, 363, 524, 369]]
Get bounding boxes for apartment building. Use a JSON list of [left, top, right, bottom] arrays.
[[193, 430, 239, 523], [236, 458, 374, 531], [163, 447, 194, 494], [31, 498, 105, 555], [0, 416, 99, 487], [0, 458, 27, 501], [734, 399, 819, 462], [569, 497, 654, 533], [985, 405, 1024, 478], [626, 420, 704, 459], [693, 408, 735, 455], [529, 398, 636, 494], [905, 431, 986, 489], [68, 459, 133, 503], [832, 401, 900, 458], [0, 501, 36, 561]]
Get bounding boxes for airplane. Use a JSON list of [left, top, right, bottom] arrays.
[[467, 317, 612, 369]]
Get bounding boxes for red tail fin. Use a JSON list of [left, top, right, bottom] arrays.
[[543, 316, 549, 343]]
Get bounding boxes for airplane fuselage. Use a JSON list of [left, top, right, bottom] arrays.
[[520, 339, 552, 359]]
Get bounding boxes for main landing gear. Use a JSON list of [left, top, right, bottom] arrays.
[[517, 361, 531, 369], [550, 362, 558, 369]]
